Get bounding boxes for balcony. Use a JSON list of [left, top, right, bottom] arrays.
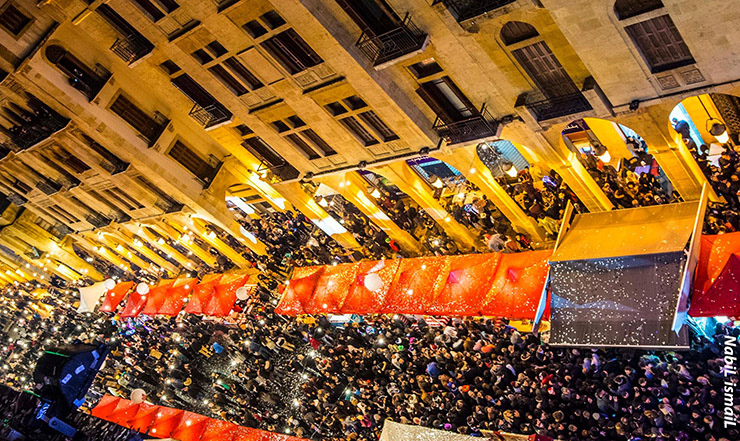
[[436, 0, 516, 22], [36, 180, 63, 196], [86, 214, 112, 228], [516, 91, 592, 122], [76, 64, 112, 101], [8, 102, 69, 150], [356, 14, 429, 68], [110, 34, 153, 64], [189, 103, 233, 129], [433, 104, 499, 145]]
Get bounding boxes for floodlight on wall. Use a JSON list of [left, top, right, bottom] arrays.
[[370, 188, 381, 198], [432, 178, 445, 189], [318, 197, 328, 207]]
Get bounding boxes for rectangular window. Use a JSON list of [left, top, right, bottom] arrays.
[[170, 74, 219, 108], [191, 48, 213, 64], [416, 76, 476, 123], [326, 102, 348, 116], [261, 29, 323, 74], [359, 110, 398, 141], [242, 137, 284, 168], [287, 115, 305, 128], [625, 15, 695, 73], [110, 94, 165, 144], [408, 59, 442, 79], [159, 60, 181, 75], [168, 140, 221, 185], [340, 116, 378, 146], [209, 64, 249, 96], [129, 0, 179, 21], [261, 11, 286, 29], [343, 95, 367, 110], [223, 57, 263, 90], [205, 40, 228, 58], [272, 120, 290, 132], [243, 20, 267, 38], [285, 134, 320, 160], [234, 124, 253, 136], [0, 4, 30, 35], [302, 129, 336, 156]]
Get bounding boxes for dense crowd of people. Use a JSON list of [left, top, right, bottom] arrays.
[[2, 137, 740, 440]]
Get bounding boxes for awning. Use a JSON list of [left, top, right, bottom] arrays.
[[99, 281, 134, 313], [482, 249, 552, 319], [274, 266, 324, 315], [185, 273, 222, 315], [689, 232, 740, 318], [142, 279, 176, 316], [77, 281, 107, 313], [204, 273, 248, 316], [379, 256, 448, 315], [426, 253, 500, 316], [341, 259, 400, 314], [159, 277, 196, 316]]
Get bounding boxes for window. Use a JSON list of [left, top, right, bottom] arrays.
[[191, 48, 214, 64], [129, 0, 179, 21], [222, 57, 263, 90], [359, 110, 398, 141], [242, 137, 284, 168], [206, 40, 228, 58], [614, 0, 664, 20], [234, 124, 253, 136], [285, 133, 320, 159], [500, 21, 539, 46], [416, 76, 476, 123], [409, 59, 443, 79], [168, 140, 221, 185], [340, 116, 377, 146], [243, 20, 267, 38], [287, 115, 305, 128], [110, 94, 167, 144], [209, 64, 249, 96], [343, 95, 367, 110], [171, 74, 232, 126], [272, 120, 290, 132], [261, 11, 286, 29], [326, 97, 398, 145], [625, 15, 694, 73], [159, 60, 181, 75], [302, 129, 336, 156], [0, 4, 31, 36], [261, 29, 323, 74]]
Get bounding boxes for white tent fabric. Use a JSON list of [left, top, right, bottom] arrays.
[[77, 281, 107, 313], [380, 421, 485, 441]]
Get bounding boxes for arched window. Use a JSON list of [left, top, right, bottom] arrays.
[[614, 0, 664, 20], [500, 21, 539, 46]]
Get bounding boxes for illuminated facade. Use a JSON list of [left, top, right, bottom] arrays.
[[0, 0, 736, 284]]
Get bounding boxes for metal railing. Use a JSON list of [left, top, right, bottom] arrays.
[[189, 103, 232, 128], [433, 105, 499, 145], [85, 214, 112, 228], [520, 92, 593, 122], [10, 112, 69, 150], [35, 180, 62, 196], [110, 34, 152, 64], [356, 14, 427, 66], [437, 0, 516, 22]]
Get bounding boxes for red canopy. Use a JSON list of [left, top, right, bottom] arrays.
[[205, 273, 248, 316], [481, 250, 553, 320], [427, 253, 501, 316], [128, 402, 159, 433], [142, 279, 175, 316], [379, 256, 449, 314], [159, 277, 196, 316], [99, 281, 134, 313], [90, 395, 120, 419], [275, 266, 324, 315], [341, 259, 401, 314], [170, 411, 209, 441], [107, 399, 140, 426], [148, 406, 184, 438], [200, 419, 238, 441], [690, 232, 740, 318], [185, 273, 222, 314], [304, 263, 358, 314]]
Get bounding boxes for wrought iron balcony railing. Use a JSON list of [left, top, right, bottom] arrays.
[[36, 180, 62, 196], [432, 105, 499, 145], [356, 14, 428, 67], [85, 214, 112, 228], [110, 34, 153, 64], [436, 0, 516, 22], [189, 103, 233, 129], [517, 91, 593, 122], [10, 112, 69, 150]]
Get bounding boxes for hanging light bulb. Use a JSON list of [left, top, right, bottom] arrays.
[[710, 121, 729, 144], [594, 145, 611, 163], [503, 161, 518, 178], [370, 188, 381, 198]]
